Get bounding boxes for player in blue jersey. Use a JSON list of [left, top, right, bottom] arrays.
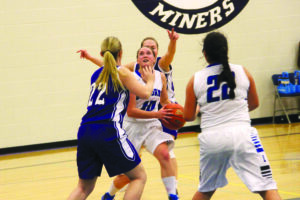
[[183, 32, 282, 200], [67, 36, 155, 200]]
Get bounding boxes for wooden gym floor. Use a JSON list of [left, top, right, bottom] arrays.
[[1, 122, 300, 200]]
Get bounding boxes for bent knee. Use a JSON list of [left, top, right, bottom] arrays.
[[154, 146, 171, 162], [161, 150, 171, 161], [140, 171, 147, 184]]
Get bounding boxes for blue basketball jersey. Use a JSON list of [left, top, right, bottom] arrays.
[[154, 57, 175, 102], [81, 66, 130, 125]]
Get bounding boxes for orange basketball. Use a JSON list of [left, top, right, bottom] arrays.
[[162, 103, 186, 130]]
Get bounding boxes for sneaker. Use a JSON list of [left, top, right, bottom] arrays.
[[101, 192, 115, 200], [168, 194, 179, 200]]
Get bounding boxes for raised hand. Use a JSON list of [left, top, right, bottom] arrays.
[[167, 28, 179, 41]]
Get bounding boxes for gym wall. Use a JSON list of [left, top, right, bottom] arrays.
[[1, 0, 299, 148]]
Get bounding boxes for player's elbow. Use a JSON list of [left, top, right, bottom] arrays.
[[138, 91, 151, 99], [142, 93, 151, 99], [248, 98, 259, 112], [249, 101, 259, 112], [126, 110, 135, 118]]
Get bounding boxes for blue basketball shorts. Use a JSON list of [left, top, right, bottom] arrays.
[[76, 123, 141, 179], [158, 103, 178, 139]]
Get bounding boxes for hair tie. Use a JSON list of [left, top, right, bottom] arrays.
[[103, 50, 113, 54]]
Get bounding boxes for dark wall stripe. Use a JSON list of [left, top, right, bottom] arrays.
[[1, 114, 299, 155]]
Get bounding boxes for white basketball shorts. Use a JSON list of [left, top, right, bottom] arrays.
[[124, 119, 174, 154], [198, 123, 277, 192]]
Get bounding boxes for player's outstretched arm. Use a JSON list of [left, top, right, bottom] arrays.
[[158, 28, 179, 72], [123, 61, 135, 72], [77, 49, 135, 71], [77, 49, 103, 67]]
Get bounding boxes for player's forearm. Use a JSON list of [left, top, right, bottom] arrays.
[[127, 108, 159, 119], [143, 81, 155, 99], [160, 99, 171, 107], [159, 40, 177, 70], [89, 56, 103, 67], [165, 40, 177, 64]]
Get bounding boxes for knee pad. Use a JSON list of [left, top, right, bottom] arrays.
[[169, 149, 176, 159]]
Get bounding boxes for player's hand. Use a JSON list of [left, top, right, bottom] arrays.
[[76, 49, 92, 60], [156, 106, 172, 121], [141, 65, 155, 83], [167, 28, 179, 41]]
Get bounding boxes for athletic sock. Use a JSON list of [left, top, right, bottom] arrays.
[[162, 176, 177, 195], [108, 182, 119, 196]]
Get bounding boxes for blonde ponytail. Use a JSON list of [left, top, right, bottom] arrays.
[[95, 37, 124, 94]]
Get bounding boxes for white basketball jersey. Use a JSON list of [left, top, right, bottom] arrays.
[[125, 69, 163, 123], [193, 63, 251, 129]]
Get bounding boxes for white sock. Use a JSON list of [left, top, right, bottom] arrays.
[[162, 176, 177, 195], [108, 182, 118, 196]]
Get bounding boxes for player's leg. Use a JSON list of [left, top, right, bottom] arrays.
[[257, 190, 282, 200], [145, 121, 178, 199], [102, 122, 144, 199], [231, 127, 280, 199], [101, 174, 130, 200], [67, 177, 97, 200], [102, 164, 146, 200], [70, 124, 100, 200], [162, 126, 179, 193], [195, 128, 231, 200], [104, 153, 144, 197], [169, 150, 178, 192], [153, 142, 178, 199], [192, 191, 215, 200], [123, 163, 147, 200]]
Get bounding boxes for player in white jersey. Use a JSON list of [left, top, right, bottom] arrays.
[[102, 47, 179, 200], [183, 32, 282, 200], [67, 37, 155, 200]]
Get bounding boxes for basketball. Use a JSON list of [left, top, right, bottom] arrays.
[[162, 103, 186, 130]]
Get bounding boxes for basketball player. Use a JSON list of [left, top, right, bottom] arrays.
[[78, 28, 181, 195], [77, 28, 179, 137], [183, 32, 282, 200], [67, 36, 155, 200], [102, 46, 179, 200]]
